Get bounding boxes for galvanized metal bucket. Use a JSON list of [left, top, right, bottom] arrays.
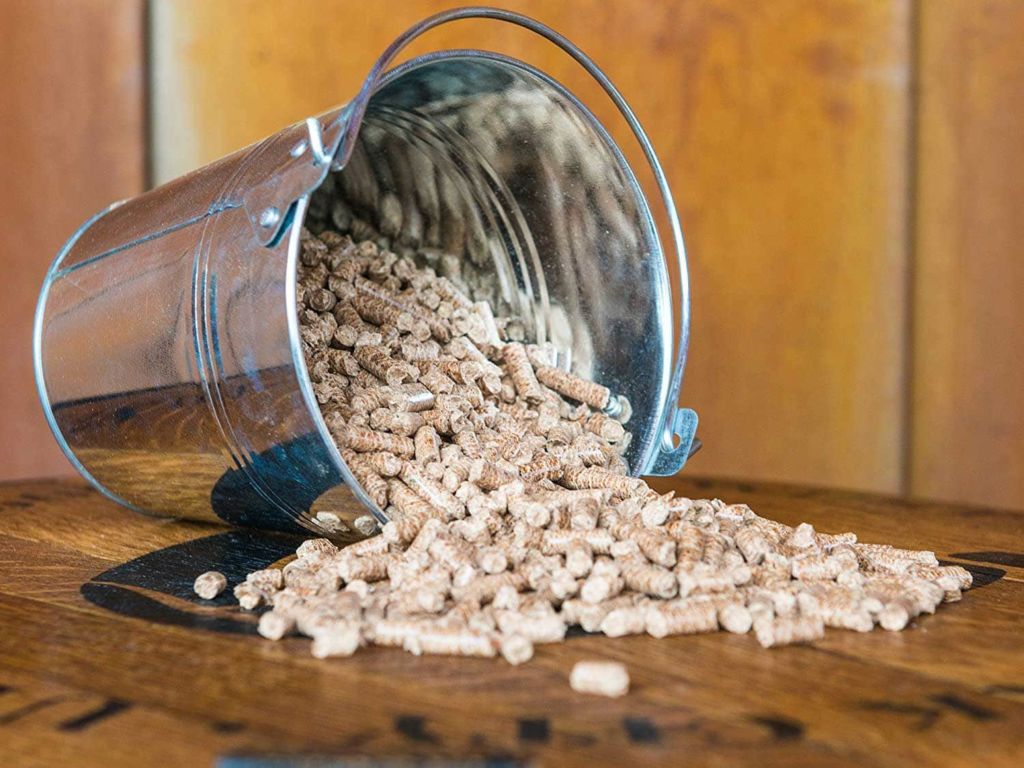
[[34, 7, 699, 537]]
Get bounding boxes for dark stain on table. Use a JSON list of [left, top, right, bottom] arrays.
[[517, 718, 550, 743], [218, 754, 523, 767], [58, 699, 132, 732], [858, 700, 941, 730], [211, 720, 246, 734], [394, 714, 439, 744], [859, 694, 1000, 730], [749, 714, 805, 741], [622, 716, 661, 743], [950, 551, 1024, 569], [930, 694, 999, 722]]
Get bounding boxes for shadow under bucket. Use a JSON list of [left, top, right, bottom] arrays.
[[33, 8, 698, 539]]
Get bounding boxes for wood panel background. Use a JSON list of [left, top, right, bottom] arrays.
[[0, 0, 146, 480], [911, 0, 1024, 510], [3, 1, 1022, 511]]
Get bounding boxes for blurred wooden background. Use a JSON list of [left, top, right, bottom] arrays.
[[2, 0, 1021, 510]]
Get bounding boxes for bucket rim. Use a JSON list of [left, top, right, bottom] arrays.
[[331, 6, 696, 475]]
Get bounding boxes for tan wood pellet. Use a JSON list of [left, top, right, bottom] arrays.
[[569, 660, 630, 698], [193, 571, 227, 600]]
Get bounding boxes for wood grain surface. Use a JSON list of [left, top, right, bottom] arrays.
[[0, 0, 146, 481], [0, 475, 1022, 767], [911, 0, 1024, 510], [150, 0, 913, 495]]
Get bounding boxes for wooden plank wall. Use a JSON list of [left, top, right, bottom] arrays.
[[0, 0, 146, 481], [4, 1, 1021, 510], [911, 0, 1024, 510]]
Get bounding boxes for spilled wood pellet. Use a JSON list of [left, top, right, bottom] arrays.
[[216, 227, 972, 686], [570, 660, 630, 698], [193, 571, 227, 600]]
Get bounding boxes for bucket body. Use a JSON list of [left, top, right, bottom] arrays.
[[34, 9, 698, 537]]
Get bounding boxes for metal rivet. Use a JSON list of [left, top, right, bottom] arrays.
[[290, 139, 308, 158], [259, 207, 281, 228]]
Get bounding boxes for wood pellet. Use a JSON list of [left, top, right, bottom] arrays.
[[218, 226, 972, 681], [570, 660, 630, 698], [193, 570, 227, 600]]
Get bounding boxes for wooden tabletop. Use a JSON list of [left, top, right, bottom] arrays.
[[1, 476, 1022, 767]]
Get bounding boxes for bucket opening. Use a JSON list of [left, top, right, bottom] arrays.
[[296, 54, 674, 504]]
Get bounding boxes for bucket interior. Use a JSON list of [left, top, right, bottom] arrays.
[[301, 53, 675, 478]]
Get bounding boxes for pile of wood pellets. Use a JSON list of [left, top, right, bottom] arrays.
[[200, 226, 972, 680]]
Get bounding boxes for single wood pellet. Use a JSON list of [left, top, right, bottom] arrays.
[[193, 571, 227, 600], [211, 226, 973, 691], [570, 660, 630, 698]]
